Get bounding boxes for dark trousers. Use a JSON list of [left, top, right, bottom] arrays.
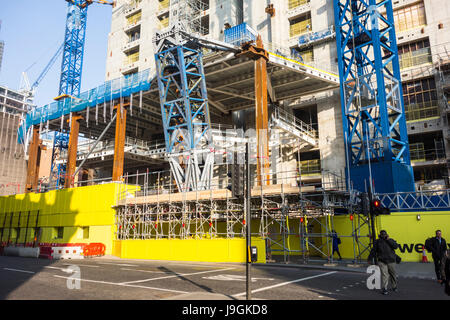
[[434, 257, 443, 280], [333, 248, 341, 259]]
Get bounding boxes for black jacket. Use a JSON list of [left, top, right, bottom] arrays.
[[431, 237, 447, 260], [369, 238, 398, 264]]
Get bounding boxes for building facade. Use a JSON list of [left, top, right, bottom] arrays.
[[104, 0, 450, 190], [0, 86, 30, 196]]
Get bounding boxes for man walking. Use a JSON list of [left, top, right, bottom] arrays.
[[368, 230, 399, 295], [331, 230, 342, 261], [430, 230, 447, 284]]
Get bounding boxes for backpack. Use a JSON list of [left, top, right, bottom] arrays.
[[425, 237, 433, 253]]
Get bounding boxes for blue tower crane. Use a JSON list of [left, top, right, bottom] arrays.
[[333, 0, 415, 194], [51, 0, 114, 188], [154, 24, 237, 192]]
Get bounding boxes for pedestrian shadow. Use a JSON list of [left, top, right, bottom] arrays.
[[157, 266, 238, 300]]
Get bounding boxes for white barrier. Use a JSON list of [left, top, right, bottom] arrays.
[[51, 246, 84, 260]]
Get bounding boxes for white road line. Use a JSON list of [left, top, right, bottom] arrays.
[[165, 263, 235, 269], [119, 267, 236, 285], [121, 268, 168, 274], [4, 268, 35, 274], [97, 263, 138, 267], [44, 266, 67, 271], [233, 271, 338, 297], [53, 275, 188, 294], [62, 264, 100, 268]]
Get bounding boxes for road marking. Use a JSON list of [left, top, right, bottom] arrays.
[[121, 268, 168, 274], [202, 274, 275, 282], [53, 275, 188, 294], [119, 267, 235, 285], [44, 266, 68, 271], [62, 264, 99, 268], [4, 268, 35, 274], [233, 271, 338, 297], [97, 262, 137, 267], [165, 263, 235, 269]]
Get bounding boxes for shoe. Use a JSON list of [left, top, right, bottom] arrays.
[[381, 289, 388, 295], [391, 287, 398, 293]]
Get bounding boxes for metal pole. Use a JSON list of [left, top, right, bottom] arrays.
[[246, 142, 252, 300], [368, 188, 376, 247]]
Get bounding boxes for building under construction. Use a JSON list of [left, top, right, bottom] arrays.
[[1, 0, 450, 264]]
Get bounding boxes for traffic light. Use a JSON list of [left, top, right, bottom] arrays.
[[371, 198, 390, 216], [359, 192, 370, 216], [226, 157, 244, 198]]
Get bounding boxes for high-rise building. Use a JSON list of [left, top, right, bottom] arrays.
[[0, 20, 4, 74], [105, 0, 450, 190], [0, 86, 30, 196]]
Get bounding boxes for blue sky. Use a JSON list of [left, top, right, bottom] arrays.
[[0, 1, 112, 107]]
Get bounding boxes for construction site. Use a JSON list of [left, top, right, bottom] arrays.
[[1, 0, 450, 264]]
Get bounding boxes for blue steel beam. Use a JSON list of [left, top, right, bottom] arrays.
[[155, 44, 213, 191], [333, 0, 414, 193], [156, 45, 211, 154]]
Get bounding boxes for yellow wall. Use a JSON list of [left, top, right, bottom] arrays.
[[276, 211, 450, 262], [0, 183, 138, 255], [2, 183, 449, 263], [113, 238, 266, 263], [327, 211, 450, 262]]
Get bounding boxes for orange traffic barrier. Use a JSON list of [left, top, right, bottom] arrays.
[[422, 248, 429, 263]]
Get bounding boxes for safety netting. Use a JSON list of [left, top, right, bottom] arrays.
[[18, 69, 154, 145]]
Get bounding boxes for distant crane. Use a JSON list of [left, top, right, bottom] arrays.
[[19, 43, 64, 104]]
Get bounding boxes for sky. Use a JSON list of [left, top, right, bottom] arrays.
[[0, 1, 113, 107]]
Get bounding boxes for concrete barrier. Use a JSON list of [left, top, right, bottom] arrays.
[[4, 247, 40, 258]]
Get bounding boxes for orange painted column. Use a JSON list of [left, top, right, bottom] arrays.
[[25, 125, 41, 193], [254, 37, 270, 186], [65, 113, 83, 188], [112, 104, 128, 181]]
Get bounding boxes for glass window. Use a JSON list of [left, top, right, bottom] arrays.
[[393, 2, 426, 32], [398, 39, 431, 69], [403, 78, 439, 122], [289, 13, 311, 37], [288, 0, 309, 10]]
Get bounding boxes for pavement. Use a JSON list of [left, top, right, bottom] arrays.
[[264, 255, 438, 280]]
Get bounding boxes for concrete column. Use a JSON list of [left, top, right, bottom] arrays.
[[112, 104, 128, 181], [65, 113, 83, 189]]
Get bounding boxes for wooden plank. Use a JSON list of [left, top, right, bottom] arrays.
[[118, 184, 316, 206]]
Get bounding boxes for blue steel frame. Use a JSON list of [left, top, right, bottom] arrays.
[[333, 0, 414, 193], [59, 0, 88, 97], [53, 0, 89, 188], [155, 45, 211, 154]]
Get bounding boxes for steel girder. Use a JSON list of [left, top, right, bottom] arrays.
[[155, 45, 214, 192]]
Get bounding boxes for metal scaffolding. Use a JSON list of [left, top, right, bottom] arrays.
[[113, 163, 375, 264]]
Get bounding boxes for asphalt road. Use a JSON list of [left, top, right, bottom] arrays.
[[0, 256, 448, 300]]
